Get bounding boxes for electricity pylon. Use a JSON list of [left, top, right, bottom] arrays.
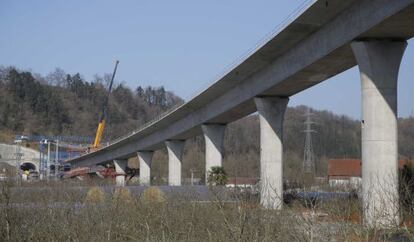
[[303, 108, 316, 174]]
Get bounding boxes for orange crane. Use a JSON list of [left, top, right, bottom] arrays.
[[91, 60, 119, 151]]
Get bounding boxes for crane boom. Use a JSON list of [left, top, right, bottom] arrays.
[[92, 60, 119, 149]]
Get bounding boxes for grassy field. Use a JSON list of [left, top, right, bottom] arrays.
[[1, 180, 413, 241]]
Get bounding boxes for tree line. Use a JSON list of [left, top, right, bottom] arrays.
[[1, 66, 413, 180], [0, 66, 183, 141]]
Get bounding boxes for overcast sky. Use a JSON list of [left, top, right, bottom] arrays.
[[1, 0, 413, 119]]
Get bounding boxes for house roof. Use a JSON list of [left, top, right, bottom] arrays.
[[328, 159, 414, 178], [399, 160, 414, 169], [328, 159, 361, 178]]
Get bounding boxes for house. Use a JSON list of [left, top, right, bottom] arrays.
[[327, 159, 414, 187], [328, 159, 361, 187], [226, 177, 258, 190]]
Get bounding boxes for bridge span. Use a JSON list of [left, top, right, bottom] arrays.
[[68, 0, 414, 227]]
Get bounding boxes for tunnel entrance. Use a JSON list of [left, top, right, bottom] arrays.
[[20, 162, 36, 171]]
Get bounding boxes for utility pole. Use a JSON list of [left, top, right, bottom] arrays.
[[14, 141, 23, 183], [303, 108, 316, 175], [47, 140, 51, 178], [55, 140, 59, 176], [39, 143, 43, 180], [190, 168, 194, 186]]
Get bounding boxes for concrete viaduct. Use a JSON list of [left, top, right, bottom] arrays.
[[68, 0, 414, 227]]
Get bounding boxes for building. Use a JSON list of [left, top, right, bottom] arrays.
[[328, 159, 361, 187], [226, 177, 259, 193], [327, 159, 414, 187]]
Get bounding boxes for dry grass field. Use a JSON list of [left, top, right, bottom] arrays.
[[1, 180, 414, 242]]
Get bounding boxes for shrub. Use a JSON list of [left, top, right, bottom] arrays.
[[140, 187, 166, 205], [84, 186, 105, 203], [207, 166, 228, 186], [400, 162, 414, 212], [112, 187, 132, 204]]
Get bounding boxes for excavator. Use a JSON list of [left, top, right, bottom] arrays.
[[89, 60, 119, 152]]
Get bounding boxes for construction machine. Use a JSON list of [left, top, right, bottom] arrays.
[[90, 60, 119, 152]]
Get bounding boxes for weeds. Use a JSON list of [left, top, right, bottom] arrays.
[[0, 180, 414, 241]]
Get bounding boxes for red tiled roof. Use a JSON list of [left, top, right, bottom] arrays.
[[399, 160, 414, 168], [328, 159, 414, 178], [328, 159, 361, 177]]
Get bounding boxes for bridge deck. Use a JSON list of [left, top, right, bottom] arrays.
[[68, 0, 414, 167]]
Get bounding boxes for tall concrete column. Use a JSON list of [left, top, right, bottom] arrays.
[[202, 124, 226, 184], [351, 40, 407, 227], [166, 140, 185, 186], [254, 96, 289, 210], [114, 159, 128, 187], [138, 151, 153, 186]]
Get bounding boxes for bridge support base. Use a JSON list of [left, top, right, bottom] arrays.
[[138, 151, 153, 186], [114, 159, 128, 187], [202, 124, 226, 184], [166, 140, 185, 186], [352, 40, 407, 228], [255, 96, 289, 210]]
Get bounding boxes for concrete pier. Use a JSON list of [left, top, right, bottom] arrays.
[[254, 97, 289, 210], [138, 151, 153, 186], [113, 159, 128, 187], [166, 140, 185, 186], [352, 40, 407, 227], [202, 124, 226, 184]]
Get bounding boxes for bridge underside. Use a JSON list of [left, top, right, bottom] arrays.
[[67, 0, 414, 168]]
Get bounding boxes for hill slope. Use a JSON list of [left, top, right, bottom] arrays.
[[0, 67, 183, 142], [1, 66, 413, 180]]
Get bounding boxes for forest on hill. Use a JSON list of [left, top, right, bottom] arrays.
[[1, 66, 413, 181], [0, 66, 183, 142]]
